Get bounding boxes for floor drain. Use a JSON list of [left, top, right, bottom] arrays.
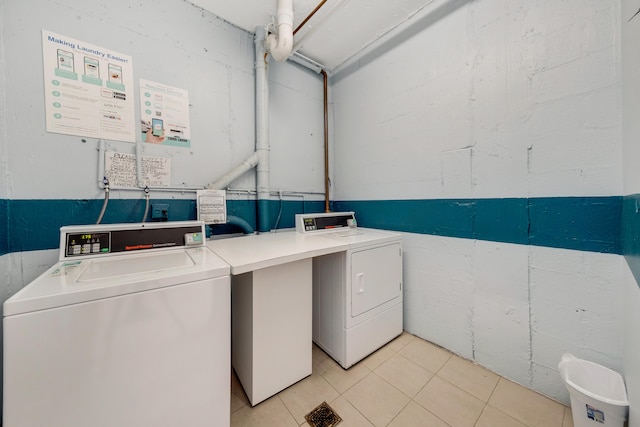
[[304, 401, 342, 427]]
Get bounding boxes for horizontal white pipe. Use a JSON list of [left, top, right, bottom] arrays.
[[288, 51, 324, 74]]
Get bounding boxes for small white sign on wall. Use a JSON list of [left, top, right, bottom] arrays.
[[104, 151, 171, 188]]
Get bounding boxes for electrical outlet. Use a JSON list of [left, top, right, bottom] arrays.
[[151, 204, 169, 220]]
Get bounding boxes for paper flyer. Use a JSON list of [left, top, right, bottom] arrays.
[[139, 79, 191, 147], [41, 30, 135, 142]]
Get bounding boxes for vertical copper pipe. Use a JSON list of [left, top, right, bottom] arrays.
[[289, 0, 330, 211], [321, 69, 330, 213], [294, 0, 328, 35]]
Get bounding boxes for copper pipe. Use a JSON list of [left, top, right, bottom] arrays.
[[321, 69, 330, 213], [289, 0, 330, 210], [294, 0, 328, 35]]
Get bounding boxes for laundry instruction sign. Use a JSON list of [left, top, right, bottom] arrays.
[[42, 30, 135, 142], [139, 79, 191, 147]]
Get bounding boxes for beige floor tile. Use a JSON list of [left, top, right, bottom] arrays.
[[328, 396, 375, 427], [489, 378, 565, 427], [230, 396, 298, 427], [375, 353, 434, 398], [362, 346, 395, 370], [343, 372, 411, 427], [398, 338, 452, 373], [414, 375, 485, 427], [437, 354, 499, 402], [312, 344, 329, 364], [231, 392, 247, 414], [386, 331, 416, 352], [313, 352, 335, 377], [321, 359, 371, 394], [475, 405, 527, 427], [387, 401, 449, 427], [231, 370, 250, 408], [278, 374, 340, 424], [562, 406, 574, 427]]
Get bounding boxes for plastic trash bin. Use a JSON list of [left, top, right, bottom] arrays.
[[559, 353, 629, 426]]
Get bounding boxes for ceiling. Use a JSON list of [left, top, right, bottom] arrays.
[[190, 0, 437, 71]]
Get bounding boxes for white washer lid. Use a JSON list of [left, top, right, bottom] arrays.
[[4, 246, 230, 316]]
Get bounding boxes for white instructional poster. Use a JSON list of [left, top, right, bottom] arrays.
[[139, 79, 191, 147], [197, 190, 227, 224], [104, 151, 171, 188], [42, 30, 135, 142]]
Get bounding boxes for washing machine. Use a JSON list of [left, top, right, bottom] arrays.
[[295, 212, 403, 368], [3, 221, 231, 427]]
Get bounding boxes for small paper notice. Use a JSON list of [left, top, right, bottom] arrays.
[[197, 190, 227, 224], [104, 151, 171, 188]]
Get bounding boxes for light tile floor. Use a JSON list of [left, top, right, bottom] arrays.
[[230, 332, 574, 427]]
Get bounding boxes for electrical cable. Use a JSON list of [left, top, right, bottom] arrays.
[[142, 186, 150, 222], [96, 176, 110, 224], [272, 190, 284, 232]]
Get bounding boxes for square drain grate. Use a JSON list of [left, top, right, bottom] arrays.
[[304, 401, 342, 427]]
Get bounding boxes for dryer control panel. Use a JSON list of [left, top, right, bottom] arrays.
[[60, 221, 205, 260], [295, 212, 357, 234]]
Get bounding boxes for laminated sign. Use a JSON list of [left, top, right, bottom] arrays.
[[42, 30, 135, 142]]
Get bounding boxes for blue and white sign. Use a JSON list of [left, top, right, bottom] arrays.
[[42, 30, 135, 142]]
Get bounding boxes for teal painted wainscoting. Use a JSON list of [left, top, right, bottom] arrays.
[[623, 194, 640, 284], [2, 198, 326, 254], [1, 196, 623, 256], [332, 196, 622, 254], [0, 199, 8, 256]]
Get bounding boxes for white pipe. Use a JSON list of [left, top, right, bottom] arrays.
[[255, 26, 271, 232], [265, 0, 294, 62], [288, 51, 324, 74], [206, 151, 260, 190]]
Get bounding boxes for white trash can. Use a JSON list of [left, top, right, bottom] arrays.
[[558, 354, 629, 427]]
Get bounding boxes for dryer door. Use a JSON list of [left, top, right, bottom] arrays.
[[350, 243, 402, 317]]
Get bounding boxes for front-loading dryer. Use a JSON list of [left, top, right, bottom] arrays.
[[295, 212, 403, 368]]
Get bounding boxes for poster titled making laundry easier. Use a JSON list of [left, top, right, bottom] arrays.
[[42, 30, 135, 142], [139, 79, 191, 148]]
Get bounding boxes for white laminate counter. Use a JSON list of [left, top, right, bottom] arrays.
[[206, 231, 350, 406], [206, 231, 349, 274]]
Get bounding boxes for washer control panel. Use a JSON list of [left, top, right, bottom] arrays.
[[60, 221, 205, 260], [66, 232, 110, 257]]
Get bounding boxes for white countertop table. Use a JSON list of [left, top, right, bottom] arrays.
[[206, 231, 349, 406]]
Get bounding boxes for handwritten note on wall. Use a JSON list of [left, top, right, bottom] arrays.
[[105, 151, 171, 187]]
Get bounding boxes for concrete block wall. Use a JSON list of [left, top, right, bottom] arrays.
[[622, 0, 640, 424], [331, 0, 623, 405]]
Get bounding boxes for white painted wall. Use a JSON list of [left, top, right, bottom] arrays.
[[621, 0, 640, 425], [624, 263, 640, 426], [0, 0, 7, 201], [3, 0, 256, 200], [402, 233, 623, 404], [332, 0, 623, 404], [1, 0, 326, 201], [332, 0, 621, 200]]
